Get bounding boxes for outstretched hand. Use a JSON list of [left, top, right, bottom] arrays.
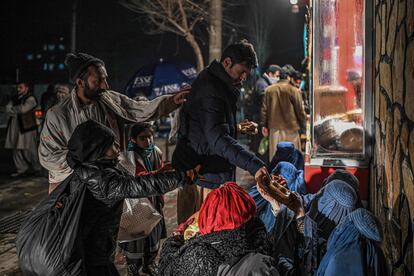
[[173, 86, 191, 105], [257, 184, 281, 212], [238, 119, 259, 135], [285, 192, 305, 219], [254, 166, 269, 183]]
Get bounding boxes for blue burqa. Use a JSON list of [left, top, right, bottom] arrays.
[[272, 179, 358, 275], [317, 208, 386, 276], [249, 142, 305, 232]]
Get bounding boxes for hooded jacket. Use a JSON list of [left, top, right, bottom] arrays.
[[66, 120, 189, 271]]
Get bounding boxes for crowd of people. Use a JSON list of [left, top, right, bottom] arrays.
[[8, 40, 386, 276]]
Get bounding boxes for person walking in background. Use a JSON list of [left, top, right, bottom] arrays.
[[4, 81, 42, 177], [261, 66, 306, 161], [255, 64, 282, 96], [39, 53, 188, 193], [251, 64, 282, 160]]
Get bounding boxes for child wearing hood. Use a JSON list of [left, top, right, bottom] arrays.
[[66, 120, 197, 275]]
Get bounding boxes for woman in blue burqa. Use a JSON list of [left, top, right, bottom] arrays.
[[249, 141, 306, 232], [317, 208, 386, 276], [258, 177, 359, 275]]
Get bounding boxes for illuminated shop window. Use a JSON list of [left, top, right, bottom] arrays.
[[312, 0, 365, 158]]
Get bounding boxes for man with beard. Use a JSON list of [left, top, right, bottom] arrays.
[[172, 40, 268, 222], [39, 53, 188, 193]]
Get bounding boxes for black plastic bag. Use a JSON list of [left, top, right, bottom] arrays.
[[16, 174, 87, 276]]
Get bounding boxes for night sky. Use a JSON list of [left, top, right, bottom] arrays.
[[1, 0, 305, 91]]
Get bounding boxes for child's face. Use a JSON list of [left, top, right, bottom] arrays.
[[133, 128, 153, 149], [102, 141, 120, 160]]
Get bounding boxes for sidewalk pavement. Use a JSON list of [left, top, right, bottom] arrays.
[[0, 174, 48, 276]]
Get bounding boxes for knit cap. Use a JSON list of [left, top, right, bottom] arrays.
[[64, 53, 105, 82]]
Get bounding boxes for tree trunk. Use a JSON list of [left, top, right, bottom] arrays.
[[209, 0, 222, 62], [185, 34, 204, 72]]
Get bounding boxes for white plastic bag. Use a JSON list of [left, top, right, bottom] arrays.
[[117, 198, 162, 243]]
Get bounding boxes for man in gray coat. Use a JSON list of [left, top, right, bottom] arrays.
[[5, 82, 42, 177], [39, 53, 188, 193]]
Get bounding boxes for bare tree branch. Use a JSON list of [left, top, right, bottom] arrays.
[[119, 0, 209, 71]]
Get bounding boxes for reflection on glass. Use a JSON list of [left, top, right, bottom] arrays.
[[313, 0, 365, 158]]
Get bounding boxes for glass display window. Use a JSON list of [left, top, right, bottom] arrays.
[[312, 0, 369, 160]]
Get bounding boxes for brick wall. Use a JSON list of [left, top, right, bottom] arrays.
[[371, 0, 414, 274]]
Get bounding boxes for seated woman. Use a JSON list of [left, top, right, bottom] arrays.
[[317, 208, 387, 276], [65, 120, 197, 275], [269, 141, 304, 172], [303, 169, 361, 213], [250, 160, 306, 232], [258, 178, 358, 275], [273, 161, 306, 194], [317, 208, 386, 276], [157, 182, 272, 276]]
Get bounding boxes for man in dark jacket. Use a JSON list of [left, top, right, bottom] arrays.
[[256, 65, 282, 96], [173, 40, 267, 190]]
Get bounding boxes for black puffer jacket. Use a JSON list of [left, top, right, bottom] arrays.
[[74, 160, 188, 272], [173, 60, 264, 188], [157, 217, 272, 276]]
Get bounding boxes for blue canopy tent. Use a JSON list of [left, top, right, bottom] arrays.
[[124, 62, 197, 99]]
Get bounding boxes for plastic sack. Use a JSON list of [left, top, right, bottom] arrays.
[[16, 174, 87, 276], [258, 136, 269, 155], [117, 198, 162, 243]]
